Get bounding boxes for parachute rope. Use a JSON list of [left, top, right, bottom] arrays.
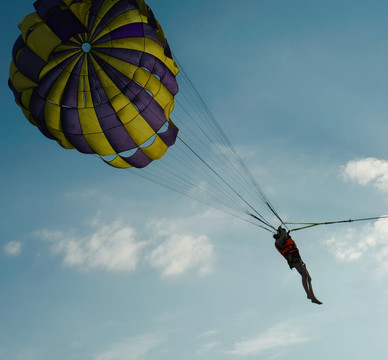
[[286, 215, 388, 232], [175, 60, 284, 228], [118, 57, 286, 232], [178, 135, 277, 231], [128, 165, 274, 231]]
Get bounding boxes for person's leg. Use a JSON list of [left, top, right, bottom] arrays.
[[294, 261, 322, 304], [293, 262, 311, 297]]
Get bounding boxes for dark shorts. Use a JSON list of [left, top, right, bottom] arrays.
[[286, 251, 304, 269]]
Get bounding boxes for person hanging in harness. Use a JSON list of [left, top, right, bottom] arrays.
[[273, 226, 322, 305]]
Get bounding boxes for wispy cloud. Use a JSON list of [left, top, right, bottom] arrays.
[[147, 234, 214, 277], [3, 241, 22, 256], [94, 333, 165, 360], [196, 341, 221, 355], [341, 157, 388, 191], [324, 218, 388, 276], [325, 228, 370, 261], [35, 213, 215, 276], [145, 210, 220, 277], [227, 320, 310, 357], [36, 221, 146, 272], [199, 329, 218, 338], [196, 329, 220, 355], [336, 158, 388, 273]]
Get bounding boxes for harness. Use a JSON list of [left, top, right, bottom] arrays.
[[275, 237, 299, 258]]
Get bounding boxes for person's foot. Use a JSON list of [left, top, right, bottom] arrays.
[[311, 298, 322, 305]]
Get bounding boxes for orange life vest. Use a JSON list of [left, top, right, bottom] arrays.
[[275, 237, 299, 258]]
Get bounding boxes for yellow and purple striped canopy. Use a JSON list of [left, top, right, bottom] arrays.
[[9, 0, 179, 168]]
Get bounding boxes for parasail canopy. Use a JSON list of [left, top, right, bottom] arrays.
[[9, 0, 179, 168]]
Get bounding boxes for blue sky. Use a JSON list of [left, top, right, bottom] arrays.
[[2, 0, 388, 359]]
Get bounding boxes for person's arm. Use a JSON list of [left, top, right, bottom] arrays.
[[275, 228, 288, 248]]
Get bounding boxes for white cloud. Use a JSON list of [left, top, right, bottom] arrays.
[[150, 208, 235, 237], [154, 310, 187, 323], [325, 229, 365, 261], [35, 213, 216, 277], [199, 329, 218, 338], [227, 320, 310, 356], [196, 329, 220, 354], [3, 241, 22, 256], [324, 218, 388, 276], [36, 221, 147, 272], [145, 210, 222, 277], [147, 234, 214, 277], [341, 157, 388, 191], [196, 341, 221, 355], [95, 334, 165, 360]]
